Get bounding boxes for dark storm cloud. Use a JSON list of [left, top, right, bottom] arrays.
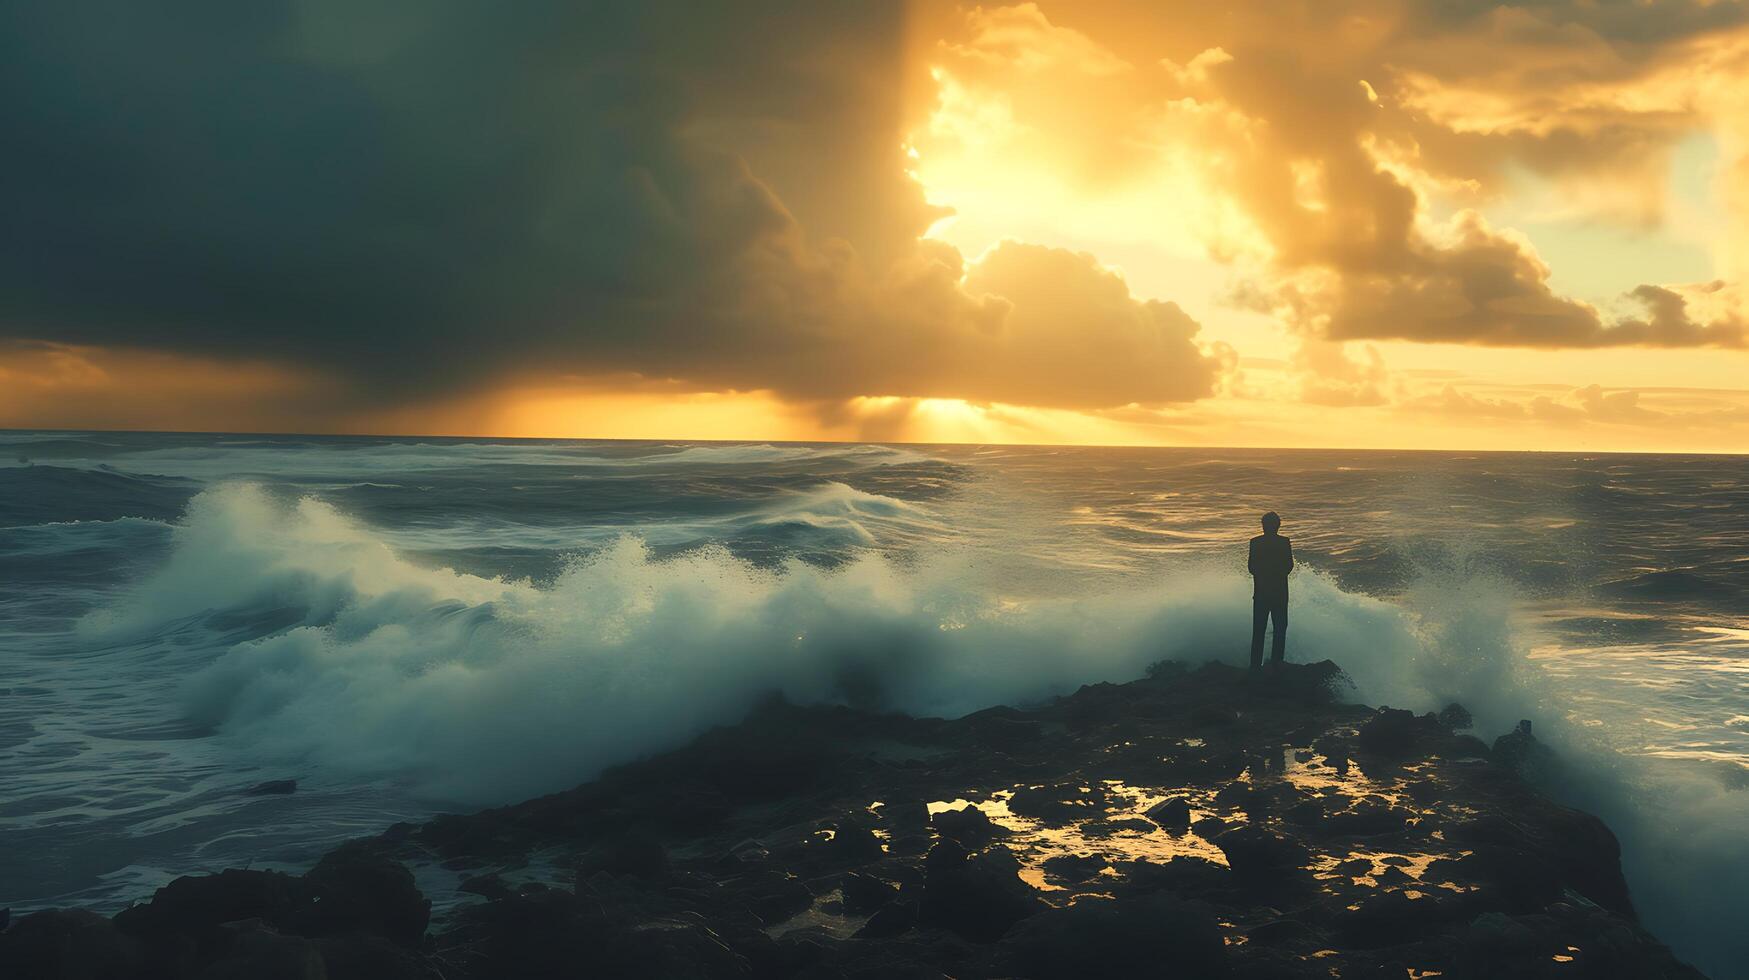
[[0, 0, 1222, 408]]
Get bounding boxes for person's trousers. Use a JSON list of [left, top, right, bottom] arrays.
[[1251, 597, 1287, 668]]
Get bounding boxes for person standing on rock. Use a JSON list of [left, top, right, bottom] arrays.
[[1248, 511, 1294, 670]]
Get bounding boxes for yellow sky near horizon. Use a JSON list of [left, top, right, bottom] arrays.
[[3, 1, 1747, 454]]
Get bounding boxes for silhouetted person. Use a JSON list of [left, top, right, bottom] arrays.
[[1248, 511, 1293, 669]]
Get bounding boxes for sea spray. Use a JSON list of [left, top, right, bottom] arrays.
[[89, 483, 1440, 802], [34, 443, 1749, 977]]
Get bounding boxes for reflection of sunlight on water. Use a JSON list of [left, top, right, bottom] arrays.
[[929, 785, 1231, 896]]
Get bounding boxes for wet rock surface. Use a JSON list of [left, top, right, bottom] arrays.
[[1, 661, 1705, 978]]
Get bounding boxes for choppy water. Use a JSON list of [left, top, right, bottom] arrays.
[[2, 432, 1745, 974]]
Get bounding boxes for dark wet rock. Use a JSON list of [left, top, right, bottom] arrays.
[[1333, 890, 1472, 948], [1114, 857, 1233, 901], [459, 874, 513, 901], [879, 800, 931, 833], [1283, 799, 1324, 827], [315, 933, 443, 980], [1319, 801, 1411, 838], [840, 871, 898, 914], [929, 803, 1003, 845], [1429, 846, 1562, 913], [1191, 703, 1239, 727], [0, 909, 141, 980], [820, 819, 884, 866], [1491, 719, 1553, 774], [1008, 782, 1107, 823], [16, 659, 1698, 980], [1355, 707, 1444, 756], [297, 841, 431, 945], [1374, 865, 1414, 886], [999, 893, 1226, 979], [1437, 703, 1473, 731], [1190, 814, 1230, 839], [1143, 796, 1192, 829], [114, 869, 306, 951], [1040, 852, 1108, 885], [1449, 813, 1529, 848], [578, 832, 670, 879], [1246, 916, 1319, 947], [743, 871, 815, 926], [1213, 827, 1309, 882], [1334, 857, 1372, 876], [963, 707, 1043, 750], [853, 900, 918, 939], [727, 838, 769, 864], [1539, 807, 1634, 914], [244, 778, 298, 796], [1090, 816, 1156, 835], [198, 920, 324, 980], [919, 842, 1042, 942]]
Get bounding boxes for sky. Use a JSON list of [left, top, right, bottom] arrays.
[[3, 0, 1748, 452]]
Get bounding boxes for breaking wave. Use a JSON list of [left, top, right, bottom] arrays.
[[73, 481, 1749, 975]]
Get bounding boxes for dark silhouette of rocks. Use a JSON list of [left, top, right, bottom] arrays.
[[0, 659, 1705, 979], [1144, 795, 1193, 829]]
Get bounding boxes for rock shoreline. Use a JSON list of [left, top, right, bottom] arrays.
[[0, 660, 1704, 979]]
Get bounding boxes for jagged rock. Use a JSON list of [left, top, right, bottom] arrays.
[[1437, 703, 1473, 731], [0, 909, 142, 980], [1375, 865, 1414, 886], [821, 819, 884, 865], [1008, 783, 1107, 824], [578, 832, 670, 878], [1213, 827, 1310, 882], [297, 841, 431, 945], [839, 871, 898, 914], [1356, 707, 1443, 756], [743, 871, 815, 926], [315, 933, 443, 980], [1114, 857, 1233, 901], [1334, 857, 1373, 876], [1332, 890, 1471, 949], [853, 900, 917, 939], [1190, 815, 1229, 839], [919, 842, 1042, 942], [1246, 916, 1319, 947], [1491, 719, 1552, 774], [930, 804, 1003, 845], [1191, 704, 1238, 727], [1040, 853, 1108, 885], [1319, 801, 1411, 838], [878, 800, 930, 833], [114, 869, 306, 949], [9, 659, 1700, 980], [198, 920, 324, 980], [727, 838, 769, 864], [963, 708, 1043, 750], [999, 893, 1226, 978], [1144, 796, 1192, 829]]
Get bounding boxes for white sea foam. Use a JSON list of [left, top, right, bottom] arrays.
[[74, 481, 1749, 975], [83, 484, 1452, 802]]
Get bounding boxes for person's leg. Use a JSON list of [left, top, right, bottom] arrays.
[[1270, 602, 1288, 664], [1250, 598, 1268, 669]]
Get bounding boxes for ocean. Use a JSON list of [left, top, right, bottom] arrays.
[[2, 432, 1746, 974]]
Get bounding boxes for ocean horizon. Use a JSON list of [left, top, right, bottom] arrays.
[[4, 429, 1746, 974]]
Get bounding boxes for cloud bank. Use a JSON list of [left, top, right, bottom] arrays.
[[0, 0, 1221, 410]]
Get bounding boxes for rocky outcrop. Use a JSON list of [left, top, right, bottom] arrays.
[[1, 660, 1704, 979]]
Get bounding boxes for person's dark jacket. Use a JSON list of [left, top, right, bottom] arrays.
[[1248, 533, 1294, 603]]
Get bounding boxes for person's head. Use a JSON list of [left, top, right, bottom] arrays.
[[1261, 511, 1281, 534]]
